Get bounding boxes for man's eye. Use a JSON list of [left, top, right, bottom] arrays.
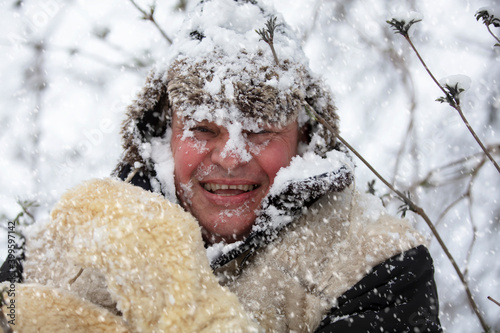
[[245, 130, 274, 145], [245, 130, 273, 136], [192, 126, 213, 133]]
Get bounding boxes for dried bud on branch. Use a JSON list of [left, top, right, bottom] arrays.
[[436, 75, 471, 107], [475, 7, 500, 46], [386, 11, 423, 38], [475, 8, 500, 27]]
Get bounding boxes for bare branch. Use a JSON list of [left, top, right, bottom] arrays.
[[475, 9, 500, 46], [305, 102, 490, 332], [410, 145, 499, 190], [488, 296, 500, 307], [403, 34, 500, 174], [129, 0, 172, 44]]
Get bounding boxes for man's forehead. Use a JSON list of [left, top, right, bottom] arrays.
[[172, 108, 294, 131]]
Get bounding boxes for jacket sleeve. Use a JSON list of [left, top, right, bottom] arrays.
[[0, 237, 24, 284], [0, 256, 23, 284], [315, 245, 442, 333]]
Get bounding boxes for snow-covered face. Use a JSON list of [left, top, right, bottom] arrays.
[[171, 111, 299, 244]]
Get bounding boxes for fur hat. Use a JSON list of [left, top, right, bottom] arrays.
[[115, 0, 341, 182]]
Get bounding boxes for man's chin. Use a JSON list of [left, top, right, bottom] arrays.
[[200, 222, 254, 244]]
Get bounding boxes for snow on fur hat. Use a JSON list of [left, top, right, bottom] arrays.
[[116, 0, 341, 180]]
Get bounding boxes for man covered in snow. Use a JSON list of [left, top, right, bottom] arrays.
[[1, 0, 442, 332]]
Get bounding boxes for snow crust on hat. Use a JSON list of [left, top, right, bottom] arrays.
[[163, 0, 312, 129], [166, 0, 306, 66]]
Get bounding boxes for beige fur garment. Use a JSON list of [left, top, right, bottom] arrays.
[[1, 178, 260, 333], [1, 178, 425, 333]]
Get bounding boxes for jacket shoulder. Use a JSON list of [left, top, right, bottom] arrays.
[[315, 245, 442, 333]]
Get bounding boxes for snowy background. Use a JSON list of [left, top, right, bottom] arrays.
[[1, 0, 499, 331]]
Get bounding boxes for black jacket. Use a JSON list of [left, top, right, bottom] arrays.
[[316, 245, 442, 333]]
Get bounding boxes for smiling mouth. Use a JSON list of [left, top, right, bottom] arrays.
[[202, 183, 258, 196]]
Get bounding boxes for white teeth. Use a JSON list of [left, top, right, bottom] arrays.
[[203, 183, 256, 193]]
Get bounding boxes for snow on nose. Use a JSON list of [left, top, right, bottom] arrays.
[[220, 122, 252, 163]]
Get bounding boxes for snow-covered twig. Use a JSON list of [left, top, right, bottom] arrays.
[[304, 102, 491, 333], [348, 22, 421, 188], [488, 296, 500, 307], [411, 144, 499, 190], [55, 44, 150, 71], [256, 16, 280, 67], [129, 0, 172, 45], [475, 8, 500, 46], [388, 16, 500, 175], [386, 12, 422, 38]]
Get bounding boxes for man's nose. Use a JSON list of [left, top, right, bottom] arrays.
[[210, 135, 250, 170]]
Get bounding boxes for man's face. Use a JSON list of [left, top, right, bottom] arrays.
[[171, 112, 299, 243]]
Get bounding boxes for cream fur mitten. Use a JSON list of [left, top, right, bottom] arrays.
[[1, 178, 260, 332]]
